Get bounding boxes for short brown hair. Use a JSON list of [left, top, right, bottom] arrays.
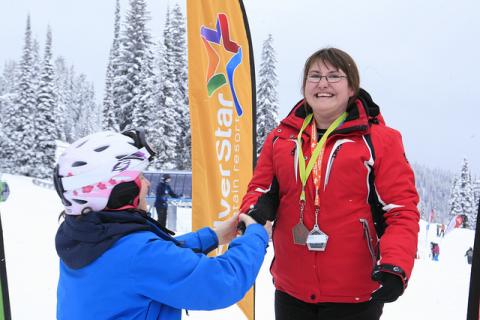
[[301, 47, 360, 104]]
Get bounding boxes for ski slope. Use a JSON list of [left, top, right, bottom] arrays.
[[0, 174, 474, 319]]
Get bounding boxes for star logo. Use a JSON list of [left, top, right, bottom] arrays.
[[201, 13, 244, 116]]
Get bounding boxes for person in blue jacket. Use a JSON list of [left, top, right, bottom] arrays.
[[53, 129, 271, 320], [155, 173, 179, 227]]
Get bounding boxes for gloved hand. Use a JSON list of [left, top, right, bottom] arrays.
[[237, 208, 265, 234], [371, 265, 406, 303]]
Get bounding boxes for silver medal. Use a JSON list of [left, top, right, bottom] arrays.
[[306, 225, 328, 251]]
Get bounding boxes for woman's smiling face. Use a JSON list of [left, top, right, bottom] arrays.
[[304, 59, 354, 128]]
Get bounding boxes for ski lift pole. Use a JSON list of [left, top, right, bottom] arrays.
[[0, 178, 11, 320], [0, 213, 11, 320], [466, 198, 480, 320]]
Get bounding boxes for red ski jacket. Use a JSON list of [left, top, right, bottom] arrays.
[[241, 92, 419, 303]]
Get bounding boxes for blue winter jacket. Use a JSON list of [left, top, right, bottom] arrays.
[[154, 182, 179, 208], [55, 210, 268, 320]]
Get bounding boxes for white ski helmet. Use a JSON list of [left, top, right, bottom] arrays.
[[53, 129, 156, 215]]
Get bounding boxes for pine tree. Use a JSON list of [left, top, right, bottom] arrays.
[[54, 57, 68, 141], [62, 66, 76, 142], [12, 15, 37, 175], [170, 4, 190, 169], [31, 38, 42, 96], [132, 48, 156, 130], [449, 158, 477, 229], [474, 178, 480, 213], [114, 0, 153, 131], [77, 82, 101, 137], [0, 94, 16, 172], [413, 163, 453, 223], [0, 61, 18, 95], [0, 61, 19, 168], [33, 27, 57, 178], [0, 61, 18, 172], [155, 6, 179, 169], [149, 40, 167, 170], [256, 34, 279, 156], [449, 176, 462, 216], [103, 0, 121, 131], [69, 73, 99, 140]]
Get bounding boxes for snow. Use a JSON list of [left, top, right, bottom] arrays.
[[0, 174, 474, 319]]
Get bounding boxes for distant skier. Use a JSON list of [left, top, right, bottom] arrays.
[[465, 247, 474, 265], [431, 242, 440, 261], [439, 224, 445, 237], [154, 173, 179, 227]]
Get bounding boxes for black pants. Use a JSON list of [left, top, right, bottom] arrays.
[[275, 290, 384, 320], [155, 206, 168, 227]]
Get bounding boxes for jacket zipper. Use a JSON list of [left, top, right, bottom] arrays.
[[359, 218, 377, 268], [324, 145, 340, 189], [323, 139, 354, 189]]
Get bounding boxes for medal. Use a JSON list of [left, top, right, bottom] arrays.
[[293, 200, 309, 245], [294, 112, 347, 248], [306, 224, 329, 251], [293, 222, 309, 245]]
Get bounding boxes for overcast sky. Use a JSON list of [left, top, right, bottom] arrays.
[[1, 0, 479, 175]]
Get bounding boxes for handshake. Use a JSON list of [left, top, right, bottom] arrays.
[[214, 211, 272, 245], [236, 207, 271, 234]]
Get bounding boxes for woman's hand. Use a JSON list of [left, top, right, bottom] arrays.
[[239, 213, 273, 239], [214, 213, 273, 245]]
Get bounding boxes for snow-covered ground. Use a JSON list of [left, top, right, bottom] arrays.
[[0, 174, 474, 319]]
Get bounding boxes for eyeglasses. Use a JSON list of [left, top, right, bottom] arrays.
[[307, 74, 347, 84]]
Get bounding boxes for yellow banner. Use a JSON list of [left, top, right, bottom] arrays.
[[187, 0, 255, 319]]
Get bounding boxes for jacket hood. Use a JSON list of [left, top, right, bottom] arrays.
[[55, 210, 176, 269], [281, 88, 385, 133]]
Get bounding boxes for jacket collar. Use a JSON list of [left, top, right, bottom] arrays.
[[280, 88, 384, 136], [55, 210, 176, 269]]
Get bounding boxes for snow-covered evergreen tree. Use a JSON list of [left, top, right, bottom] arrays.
[[132, 48, 156, 130], [449, 176, 462, 216], [12, 15, 37, 175], [54, 57, 69, 141], [61, 65, 77, 142], [0, 61, 18, 95], [170, 4, 190, 169], [449, 158, 477, 229], [413, 162, 453, 223], [68, 73, 100, 140], [148, 41, 166, 170], [0, 61, 19, 168], [155, 6, 180, 169], [114, 0, 154, 131], [31, 38, 42, 97], [103, 0, 121, 131], [77, 82, 101, 138], [33, 27, 57, 178], [474, 178, 480, 214], [256, 34, 279, 156], [0, 93, 17, 171]]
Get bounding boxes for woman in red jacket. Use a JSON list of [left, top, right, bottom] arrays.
[[240, 47, 419, 320]]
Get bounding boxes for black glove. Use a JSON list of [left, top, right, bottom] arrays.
[[371, 264, 406, 303], [237, 208, 265, 234], [237, 178, 280, 234]]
